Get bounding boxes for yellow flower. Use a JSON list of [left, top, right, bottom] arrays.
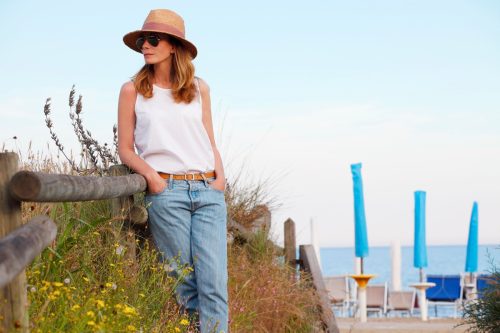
[[52, 282, 63, 287], [174, 328, 180, 333], [109, 263, 115, 267], [105, 282, 113, 288], [52, 290, 61, 296], [122, 305, 138, 316], [71, 304, 80, 311], [83, 277, 89, 282], [180, 319, 189, 326], [86, 311, 95, 317], [126, 325, 136, 332], [96, 300, 105, 309], [87, 320, 96, 326]]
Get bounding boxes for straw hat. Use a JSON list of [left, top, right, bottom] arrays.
[[123, 9, 197, 59]]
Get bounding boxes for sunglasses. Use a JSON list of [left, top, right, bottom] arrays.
[[135, 34, 164, 49]]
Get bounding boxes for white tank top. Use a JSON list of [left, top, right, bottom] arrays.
[[134, 79, 215, 174]]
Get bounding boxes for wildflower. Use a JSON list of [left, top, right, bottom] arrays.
[[180, 318, 189, 326], [87, 321, 96, 326], [52, 282, 63, 287], [83, 277, 89, 282], [105, 282, 117, 290], [86, 311, 95, 318], [30, 287, 36, 293], [110, 263, 115, 267], [71, 304, 80, 311], [174, 328, 180, 333], [116, 246, 124, 255], [64, 278, 71, 284], [96, 300, 105, 309], [126, 325, 136, 332], [122, 305, 138, 316]]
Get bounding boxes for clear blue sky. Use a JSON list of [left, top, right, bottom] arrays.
[[1, 1, 499, 247]]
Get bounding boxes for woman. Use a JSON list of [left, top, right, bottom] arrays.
[[118, 9, 228, 333]]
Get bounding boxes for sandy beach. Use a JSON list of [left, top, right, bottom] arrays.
[[337, 317, 469, 333]]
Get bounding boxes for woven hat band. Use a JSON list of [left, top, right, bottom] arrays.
[[143, 22, 185, 38]]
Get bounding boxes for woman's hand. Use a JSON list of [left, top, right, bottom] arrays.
[[146, 172, 167, 195], [208, 178, 226, 192]]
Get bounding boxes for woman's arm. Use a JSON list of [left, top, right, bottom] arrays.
[[199, 78, 226, 191], [117, 81, 166, 194]]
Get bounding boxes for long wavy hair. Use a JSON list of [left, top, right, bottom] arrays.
[[133, 35, 197, 104]]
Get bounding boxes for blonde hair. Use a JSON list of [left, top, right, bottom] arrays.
[[133, 35, 197, 104]]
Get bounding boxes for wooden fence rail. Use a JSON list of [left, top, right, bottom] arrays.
[[9, 170, 146, 202], [0, 215, 57, 289]]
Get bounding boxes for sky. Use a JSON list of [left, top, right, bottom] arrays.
[[1, 1, 499, 248]]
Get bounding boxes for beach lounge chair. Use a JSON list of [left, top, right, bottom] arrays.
[[366, 282, 387, 316], [324, 275, 352, 316], [426, 274, 463, 317], [387, 290, 416, 317]]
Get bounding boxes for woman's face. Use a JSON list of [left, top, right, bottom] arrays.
[[138, 34, 175, 65]]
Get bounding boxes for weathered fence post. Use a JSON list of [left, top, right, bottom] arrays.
[[284, 218, 296, 269], [109, 165, 138, 274], [0, 152, 29, 332], [300, 244, 339, 333]]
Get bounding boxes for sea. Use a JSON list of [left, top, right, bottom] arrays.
[[320, 244, 499, 286], [318, 244, 499, 318]]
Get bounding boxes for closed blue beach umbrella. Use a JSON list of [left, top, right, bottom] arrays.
[[351, 163, 369, 258], [465, 202, 479, 273], [414, 191, 428, 269]]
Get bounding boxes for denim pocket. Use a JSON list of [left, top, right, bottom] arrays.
[[146, 181, 170, 197], [208, 184, 225, 194]]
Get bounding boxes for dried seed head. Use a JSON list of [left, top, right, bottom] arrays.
[[76, 95, 82, 114], [69, 86, 75, 107], [43, 98, 51, 115]]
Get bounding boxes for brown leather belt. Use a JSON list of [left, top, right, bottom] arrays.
[[158, 171, 216, 181]]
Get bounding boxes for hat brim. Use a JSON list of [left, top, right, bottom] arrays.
[[123, 30, 197, 59]]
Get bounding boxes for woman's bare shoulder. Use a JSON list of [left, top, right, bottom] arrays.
[[196, 77, 210, 94], [120, 81, 137, 96]]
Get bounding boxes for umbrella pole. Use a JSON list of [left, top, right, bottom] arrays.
[[419, 268, 424, 283]]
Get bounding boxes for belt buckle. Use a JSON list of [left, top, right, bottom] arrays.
[[184, 173, 196, 181]]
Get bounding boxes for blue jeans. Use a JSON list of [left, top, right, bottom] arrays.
[[145, 177, 228, 333]]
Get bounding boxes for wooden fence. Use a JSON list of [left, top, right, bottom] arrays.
[[0, 152, 339, 333], [0, 153, 147, 332]]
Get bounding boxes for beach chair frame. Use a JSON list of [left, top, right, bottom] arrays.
[[324, 275, 352, 317], [387, 290, 416, 317], [366, 282, 388, 317]]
